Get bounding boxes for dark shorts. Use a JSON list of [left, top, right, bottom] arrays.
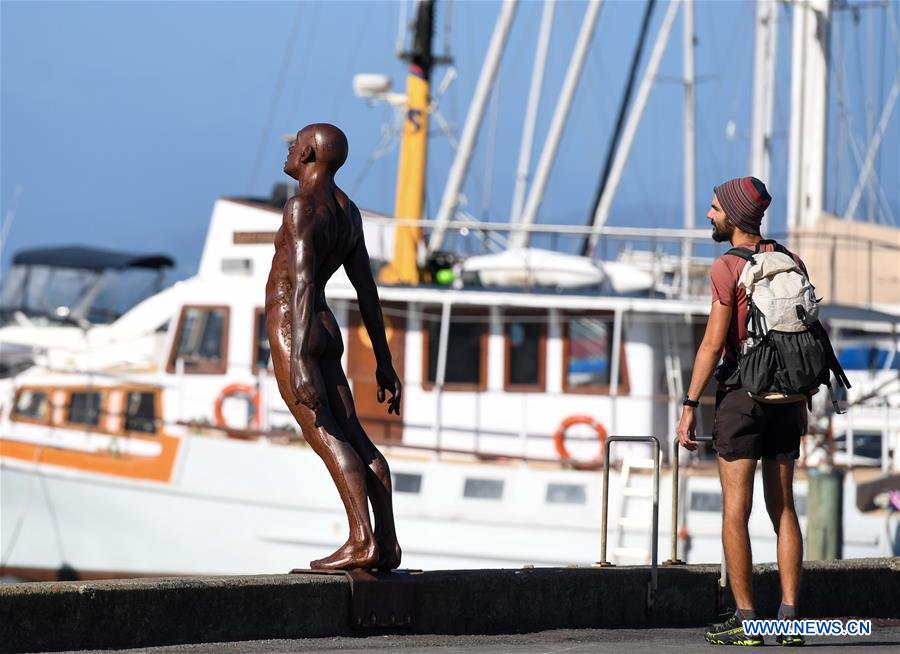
[[712, 389, 807, 461]]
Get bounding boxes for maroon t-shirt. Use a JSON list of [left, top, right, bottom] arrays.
[[710, 241, 808, 365]]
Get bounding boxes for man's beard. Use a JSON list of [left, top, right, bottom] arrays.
[[711, 219, 734, 243]]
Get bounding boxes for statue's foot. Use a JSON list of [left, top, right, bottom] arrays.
[[376, 540, 402, 570], [310, 540, 378, 571]]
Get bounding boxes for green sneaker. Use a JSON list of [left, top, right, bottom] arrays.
[[775, 633, 806, 646], [705, 613, 765, 646]]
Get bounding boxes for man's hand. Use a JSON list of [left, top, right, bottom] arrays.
[[291, 360, 322, 411], [375, 362, 402, 415], [677, 407, 698, 451]]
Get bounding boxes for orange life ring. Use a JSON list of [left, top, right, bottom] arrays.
[[214, 384, 260, 430], [554, 415, 608, 463]]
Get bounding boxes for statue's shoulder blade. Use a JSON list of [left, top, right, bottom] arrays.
[[284, 192, 318, 229]]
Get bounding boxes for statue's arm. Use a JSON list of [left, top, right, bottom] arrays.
[[287, 197, 321, 410], [343, 229, 402, 414], [344, 234, 390, 364]]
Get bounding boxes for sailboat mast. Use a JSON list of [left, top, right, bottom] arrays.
[[511, 0, 603, 251], [380, 0, 437, 285], [681, 0, 695, 296], [429, 0, 519, 255], [749, 0, 779, 183], [510, 0, 556, 226], [787, 0, 831, 230], [580, 0, 656, 257], [586, 0, 682, 255]]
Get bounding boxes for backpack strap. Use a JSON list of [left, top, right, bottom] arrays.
[[801, 315, 853, 413], [724, 247, 756, 263], [755, 238, 796, 259]]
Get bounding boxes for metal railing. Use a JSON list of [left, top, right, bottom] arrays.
[[596, 434, 727, 612], [667, 434, 727, 602], [597, 435, 662, 609]]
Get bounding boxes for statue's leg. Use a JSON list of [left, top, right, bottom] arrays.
[[268, 320, 378, 570], [320, 358, 402, 570]]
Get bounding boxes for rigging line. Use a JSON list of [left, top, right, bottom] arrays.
[[349, 121, 404, 197], [482, 76, 500, 221], [844, 79, 900, 223], [875, 0, 888, 219], [834, 26, 897, 225], [330, 2, 374, 122], [443, 0, 454, 58], [288, 1, 321, 122], [852, 5, 868, 198], [397, 0, 409, 56], [581, 0, 656, 256], [724, 0, 754, 145], [865, 1, 877, 222], [246, 5, 303, 195], [829, 10, 845, 213]]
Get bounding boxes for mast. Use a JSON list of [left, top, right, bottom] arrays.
[[380, 0, 438, 285], [681, 0, 695, 296], [428, 0, 519, 255], [586, 0, 681, 255], [510, 0, 556, 225], [787, 0, 831, 230], [580, 0, 656, 257], [749, 0, 779, 183], [510, 0, 604, 250]]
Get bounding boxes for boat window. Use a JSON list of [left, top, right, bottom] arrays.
[[393, 473, 422, 494], [67, 391, 102, 426], [423, 307, 487, 389], [563, 313, 629, 393], [463, 478, 504, 500], [167, 305, 230, 374], [838, 346, 899, 371], [546, 483, 587, 505], [12, 389, 49, 421], [505, 312, 546, 391], [834, 432, 883, 462], [689, 491, 722, 513], [253, 308, 271, 373], [124, 391, 158, 434]]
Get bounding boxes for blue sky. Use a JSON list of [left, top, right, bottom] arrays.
[[2, 1, 897, 280]]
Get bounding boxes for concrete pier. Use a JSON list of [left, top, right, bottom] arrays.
[[1, 558, 898, 653]]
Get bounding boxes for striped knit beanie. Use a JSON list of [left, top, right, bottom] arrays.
[[713, 177, 771, 235]]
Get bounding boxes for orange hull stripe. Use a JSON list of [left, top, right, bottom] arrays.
[[0, 434, 180, 483]]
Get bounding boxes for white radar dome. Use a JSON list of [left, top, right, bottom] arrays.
[[353, 74, 393, 98]]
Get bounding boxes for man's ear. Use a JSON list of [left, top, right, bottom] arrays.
[[300, 145, 315, 163]]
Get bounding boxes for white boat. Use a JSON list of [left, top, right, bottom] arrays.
[[2, 0, 898, 580]]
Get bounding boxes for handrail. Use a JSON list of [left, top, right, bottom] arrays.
[[667, 434, 726, 598], [596, 435, 661, 611], [665, 433, 713, 565]]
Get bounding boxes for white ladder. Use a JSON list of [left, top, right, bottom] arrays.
[[613, 456, 656, 564], [663, 317, 690, 461]]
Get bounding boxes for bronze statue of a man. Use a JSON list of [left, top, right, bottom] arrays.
[[266, 123, 403, 570]]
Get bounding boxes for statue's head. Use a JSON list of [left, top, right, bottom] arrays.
[[284, 123, 348, 179]]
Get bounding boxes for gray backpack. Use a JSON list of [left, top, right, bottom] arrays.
[[722, 240, 850, 410]]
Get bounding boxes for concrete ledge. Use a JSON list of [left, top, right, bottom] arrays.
[[1, 558, 897, 653]]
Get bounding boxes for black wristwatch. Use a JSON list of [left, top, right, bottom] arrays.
[[682, 395, 700, 408]]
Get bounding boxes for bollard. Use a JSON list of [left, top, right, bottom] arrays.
[[807, 467, 845, 560]]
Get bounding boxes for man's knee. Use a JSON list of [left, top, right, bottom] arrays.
[[723, 496, 753, 524], [766, 502, 798, 533]]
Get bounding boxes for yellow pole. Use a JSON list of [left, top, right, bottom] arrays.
[[379, 64, 430, 285]]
